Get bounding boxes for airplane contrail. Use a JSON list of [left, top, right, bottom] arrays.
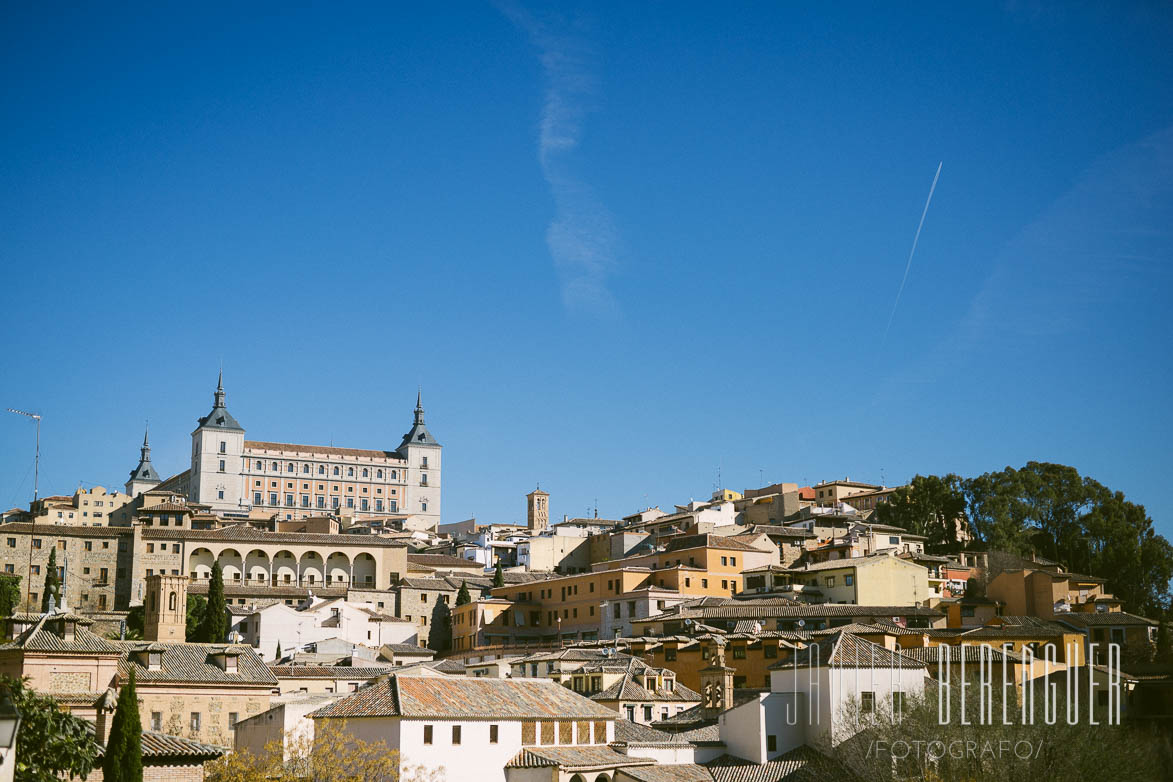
[[883, 161, 943, 345]]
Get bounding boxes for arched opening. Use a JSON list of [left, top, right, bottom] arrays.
[[168, 591, 177, 611], [298, 551, 324, 586], [245, 549, 271, 585], [326, 552, 351, 585], [218, 548, 244, 583], [352, 553, 376, 587], [273, 550, 297, 585], [188, 548, 215, 581]]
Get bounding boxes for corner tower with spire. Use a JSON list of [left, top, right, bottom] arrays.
[[125, 425, 161, 497], [189, 370, 246, 512], [397, 388, 442, 529]]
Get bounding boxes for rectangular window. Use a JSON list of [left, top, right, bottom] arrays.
[[4, 538, 13, 548], [825, 576, 836, 587], [285, 494, 294, 507], [767, 734, 777, 752], [861, 692, 875, 713], [151, 712, 162, 731], [721, 556, 728, 566], [892, 692, 904, 714], [219, 441, 226, 454], [733, 646, 746, 659], [423, 725, 433, 744], [489, 724, 498, 744], [219, 459, 226, 472], [452, 725, 461, 745], [301, 495, 310, 507], [845, 574, 854, 586], [191, 712, 201, 731]]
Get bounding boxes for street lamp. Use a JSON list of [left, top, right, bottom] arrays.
[[0, 686, 22, 782]]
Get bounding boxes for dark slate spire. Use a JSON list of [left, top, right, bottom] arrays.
[[398, 389, 440, 451], [128, 424, 158, 483], [196, 371, 243, 431]]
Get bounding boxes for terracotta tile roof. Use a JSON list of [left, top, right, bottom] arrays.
[[505, 746, 652, 771], [706, 746, 853, 781], [619, 764, 714, 782], [638, 601, 943, 623], [1057, 611, 1156, 627], [87, 721, 226, 761], [244, 440, 405, 461], [665, 534, 773, 554], [0, 614, 123, 655], [116, 642, 278, 686], [900, 645, 1022, 664], [138, 502, 192, 514], [611, 719, 689, 745], [0, 522, 131, 537], [270, 665, 391, 680], [310, 674, 617, 720], [770, 631, 927, 670]]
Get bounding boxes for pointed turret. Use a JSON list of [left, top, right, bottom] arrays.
[[196, 370, 243, 432], [126, 424, 161, 497], [398, 388, 440, 449]]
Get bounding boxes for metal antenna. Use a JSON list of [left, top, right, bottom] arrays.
[[7, 408, 42, 502]]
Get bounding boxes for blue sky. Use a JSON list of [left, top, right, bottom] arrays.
[[2, 2, 1171, 536]]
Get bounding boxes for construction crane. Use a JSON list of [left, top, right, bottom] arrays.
[[6, 407, 41, 502]]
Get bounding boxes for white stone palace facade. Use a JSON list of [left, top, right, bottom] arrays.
[[126, 374, 442, 529]]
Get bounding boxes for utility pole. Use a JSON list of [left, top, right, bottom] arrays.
[[6, 408, 41, 502], [8, 408, 42, 612]]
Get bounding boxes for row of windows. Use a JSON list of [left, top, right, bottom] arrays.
[[253, 480, 398, 496], [243, 456, 404, 481], [421, 723, 493, 745], [6, 537, 124, 552], [253, 493, 399, 512]]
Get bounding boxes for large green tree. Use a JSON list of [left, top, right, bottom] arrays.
[[194, 563, 228, 643], [961, 462, 1173, 617], [873, 473, 967, 551], [103, 668, 143, 782], [0, 575, 21, 619], [493, 562, 505, 588], [40, 548, 61, 612], [2, 675, 99, 782], [455, 581, 471, 606]]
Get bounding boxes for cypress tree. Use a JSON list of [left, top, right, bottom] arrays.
[[456, 580, 471, 606], [493, 561, 505, 588], [42, 547, 61, 612], [104, 668, 143, 782], [275, 640, 282, 661], [196, 562, 228, 642]]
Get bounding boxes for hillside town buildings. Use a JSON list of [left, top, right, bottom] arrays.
[[0, 387, 1167, 780]]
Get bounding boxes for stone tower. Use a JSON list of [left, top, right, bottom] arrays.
[[126, 425, 161, 497], [189, 370, 245, 512], [698, 645, 735, 717], [144, 573, 188, 642], [397, 389, 442, 530], [527, 486, 550, 533]]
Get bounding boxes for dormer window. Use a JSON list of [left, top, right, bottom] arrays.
[[210, 649, 240, 673]]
